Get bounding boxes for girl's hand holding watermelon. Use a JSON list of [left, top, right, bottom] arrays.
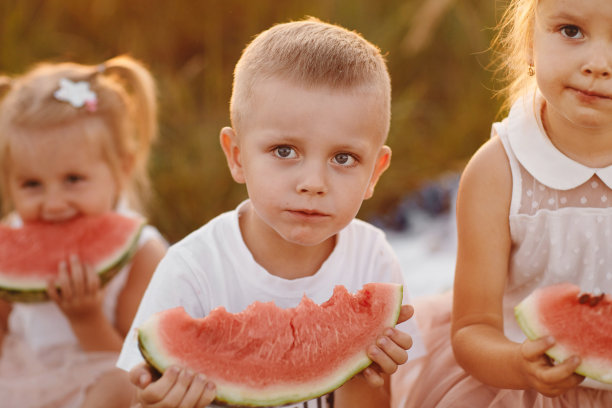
[[516, 336, 584, 397], [46, 254, 103, 320], [46, 254, 125, 351]]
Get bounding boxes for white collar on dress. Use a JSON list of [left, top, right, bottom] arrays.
[[507, 90, 612, 190]]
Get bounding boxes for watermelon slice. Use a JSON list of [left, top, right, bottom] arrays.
[[515, 282, 612, 384], [0, 213, 145, 303], [137, 282, 403, 407]]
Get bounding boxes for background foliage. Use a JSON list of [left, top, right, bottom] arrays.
[[1, 0, 503, 242]]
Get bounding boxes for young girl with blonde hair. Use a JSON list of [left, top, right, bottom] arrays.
[[0, 56, 167, 407], [392, 0, 612, 406]]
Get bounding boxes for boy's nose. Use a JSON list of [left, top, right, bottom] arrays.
[[296, 166, 328, 196]]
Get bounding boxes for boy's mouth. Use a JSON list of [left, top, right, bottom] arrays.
[[288, 209, 329, 218]]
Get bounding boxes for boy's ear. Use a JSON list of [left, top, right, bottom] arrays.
[[364, 145, 391, 200], [220, 126, 246, 184]]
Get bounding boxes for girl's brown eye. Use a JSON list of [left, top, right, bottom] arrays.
[[561, 25, 582, 39]]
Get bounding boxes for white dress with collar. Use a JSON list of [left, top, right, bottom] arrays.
[[390, 92, 612, 408], [496, 92, 612, 346]]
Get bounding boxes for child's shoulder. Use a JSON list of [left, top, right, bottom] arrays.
[[341, 218, 390, 249]]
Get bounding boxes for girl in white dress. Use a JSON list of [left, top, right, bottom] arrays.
[[0, 56, 167, 408], [392, 0, 612, 406]]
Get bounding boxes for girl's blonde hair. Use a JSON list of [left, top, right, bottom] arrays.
[[0, 55, 157, 216], [230, 17, 391, 141], [491, 0, 538, 112]]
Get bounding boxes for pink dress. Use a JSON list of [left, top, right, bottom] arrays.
[[0, 213, 164, 408], [391, 92, 612, 407]]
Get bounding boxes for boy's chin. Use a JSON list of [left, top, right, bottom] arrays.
[[279, 230, 337, 248]]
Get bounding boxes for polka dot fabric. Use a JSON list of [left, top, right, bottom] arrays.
[[494, 94, 612, 380]]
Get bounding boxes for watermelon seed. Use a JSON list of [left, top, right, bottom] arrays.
[[578, 294, 591, 304], [589, 293, 605, 307]]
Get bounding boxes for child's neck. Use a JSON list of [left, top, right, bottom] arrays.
[[238, 206, 336, 280]]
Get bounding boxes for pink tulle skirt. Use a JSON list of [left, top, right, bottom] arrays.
[[391, 291, 612, 408], [0, 333, 119, 408]]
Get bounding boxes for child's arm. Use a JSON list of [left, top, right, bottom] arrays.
[[115, 238, 167, 336], [451, 137, 583, 396], [335, 304, 414, 407]]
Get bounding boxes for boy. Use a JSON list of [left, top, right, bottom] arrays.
[[117, 17, 422, 408]]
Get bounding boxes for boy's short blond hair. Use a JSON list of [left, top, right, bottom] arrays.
[[230, 17, 391, 140]]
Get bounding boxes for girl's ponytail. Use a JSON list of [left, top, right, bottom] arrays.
[[102, 56, 157, 169], [98, 56, 158, 212]]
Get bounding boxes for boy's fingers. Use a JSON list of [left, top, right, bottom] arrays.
[[367, 342, 398, 374], [362, 366, 384, 388], [376, 333, 409, 366], [396, 304, 414, 324], [178, 373, 212, 408], [385, 328, 413, 351], [521, 336, 554, 361], [129, 364, 153, 388], [161, 368, 195, 405], [140, 366, 181, 404], [196, 382, 216, 407]]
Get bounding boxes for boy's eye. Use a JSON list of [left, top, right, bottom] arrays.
[[560, 25, 583, 39], [333, 153, 356, 166], [274, 146, 297, 159]]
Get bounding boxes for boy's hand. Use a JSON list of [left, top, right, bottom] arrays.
[[47, 254, 104, 320], [518, 336, 584, 397], [130, 363, 216, 408], [362, 304, 414, 387]]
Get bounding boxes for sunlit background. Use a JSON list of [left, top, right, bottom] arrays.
[[1, 0, 502, 243]]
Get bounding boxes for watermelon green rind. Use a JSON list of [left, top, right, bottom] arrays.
[[0, 218, 144, 303], [514, 287, 612, 384], [137, 283, 403, 407]]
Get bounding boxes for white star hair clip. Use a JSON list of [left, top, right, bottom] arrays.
[[53, 78, 98, 112]]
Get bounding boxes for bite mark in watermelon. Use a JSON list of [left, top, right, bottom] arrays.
[[137, 282, 403, 407], [0, 213, 145, 303], [515, 282, 612, 384]]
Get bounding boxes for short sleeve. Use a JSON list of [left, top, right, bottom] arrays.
[[115, 247, 208, 371]]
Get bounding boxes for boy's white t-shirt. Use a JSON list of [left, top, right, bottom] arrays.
[[117, 200, 424, 379]]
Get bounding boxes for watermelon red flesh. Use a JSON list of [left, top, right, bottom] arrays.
[[138, 282, 403, 407], [515, 283, 612, 384], [0, 213, 144, 302]]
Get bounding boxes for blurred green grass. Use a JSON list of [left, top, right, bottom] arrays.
[[0, 0, 501, 242]]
